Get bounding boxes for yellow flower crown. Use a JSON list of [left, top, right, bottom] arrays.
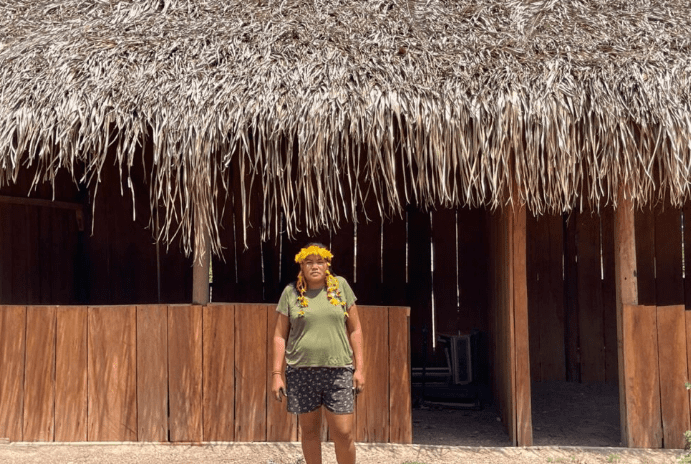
[[294, 245, 333, 263]]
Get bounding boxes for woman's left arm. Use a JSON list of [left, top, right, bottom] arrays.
[[346, 304, 366, 392]]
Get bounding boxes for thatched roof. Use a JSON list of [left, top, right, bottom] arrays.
[[1, 0, 690, 256]]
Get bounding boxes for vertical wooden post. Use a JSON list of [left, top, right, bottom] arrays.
[[512, 205, 533, 446], [614, 197, 638, 446], [192, 230, 210, 305]]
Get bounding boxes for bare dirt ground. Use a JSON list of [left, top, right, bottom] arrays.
[[0, 442, 681, 464], [0, 382, 685, 463]]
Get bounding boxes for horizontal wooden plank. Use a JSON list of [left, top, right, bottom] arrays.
[[0, 194, 83, 211]]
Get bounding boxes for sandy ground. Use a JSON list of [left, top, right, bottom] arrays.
[[1, 382, 686, 463], [0, 442, 683, 464]]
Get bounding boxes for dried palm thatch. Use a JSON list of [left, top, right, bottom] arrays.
[[1, 0, 690, 257]]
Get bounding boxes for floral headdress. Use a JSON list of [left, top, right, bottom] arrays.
[[294, 245, 347, 318], [294, 245, 333, 263]]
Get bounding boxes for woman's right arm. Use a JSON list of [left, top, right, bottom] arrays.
[[271, 313, 290, 401]]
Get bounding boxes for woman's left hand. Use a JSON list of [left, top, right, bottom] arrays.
[[353, 369, 366, 395]]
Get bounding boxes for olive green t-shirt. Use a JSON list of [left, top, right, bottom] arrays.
[[277, 276, 357, 368]]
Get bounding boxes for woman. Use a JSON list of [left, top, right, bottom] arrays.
[[271, 243, 365, 464]]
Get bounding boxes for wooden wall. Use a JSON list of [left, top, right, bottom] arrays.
[[0, 304, 411, 443], [486, 208, 532, 446], [85, 159, 193, 304], [622, 304, 691, 449], [528, 202, 691, 385], [0, 152, 193, 306], [212, 206, 490, 370], [0, 168, 84, 305]]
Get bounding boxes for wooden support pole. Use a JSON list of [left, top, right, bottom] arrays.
[[614, 197, 638, 446], [192, 224, 211, 305], [512, 205, 533, 446]]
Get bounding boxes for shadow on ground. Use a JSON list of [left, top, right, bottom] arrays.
[[413, 381, 621, 447]]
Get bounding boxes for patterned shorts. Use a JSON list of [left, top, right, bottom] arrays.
[[285, 365, 354, 415]]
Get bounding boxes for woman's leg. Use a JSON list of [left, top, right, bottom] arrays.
[[299, 408, 323, 464], [325, 410, 355, 464]]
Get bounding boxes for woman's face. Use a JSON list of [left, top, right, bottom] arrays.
[[300, 254, 329, 288]]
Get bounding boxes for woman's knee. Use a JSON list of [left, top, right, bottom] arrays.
[[328, 422, 354, 444], [299, 411, 323, 439]]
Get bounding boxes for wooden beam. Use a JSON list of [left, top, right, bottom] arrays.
[[512, 205, 533, 446], [0, 195, 84, 231], [614, 197, 638, 446], [0, 194, 82, 211]]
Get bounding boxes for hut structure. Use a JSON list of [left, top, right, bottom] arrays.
[[2, 0, 691, 449]]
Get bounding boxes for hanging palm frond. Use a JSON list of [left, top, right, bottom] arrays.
[[0, 0, 689, 257]]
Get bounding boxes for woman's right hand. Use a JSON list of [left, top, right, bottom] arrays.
[[271, 373, 286, 402]]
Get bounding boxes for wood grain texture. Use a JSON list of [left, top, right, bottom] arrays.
[[23, 306, 56, 441], [25, 207, 40, 305], [203, 304, 236, 441], [655, 305, 689, 449], [614, 200, 638, 446], [37, 207, 53, 304], [563, 213, 581, 382], [0, 205, 10, 303], [234, 304, 267, 441], [168, 305, 203, 442], [0, 306, 26, 441], [12, 205, 29, 303], [684, 202, 691, 310], [388, 306, 412, 444], [55, 306, 87, 441], [577, 212, 606, 382], [504, 211, 516, 446], [512, 207, 532, 446], [687, 312, 691, 435], [354, 212, 382, 305], [231, 185, 264, 302], [634, 208, 656, 306], [457, 207, 490, 339], [326, 223, 355, 286], [432, 209, 460, 336], [601, 208, 619, 384], [527, 212, 543, 383], [407, 209, 434, 366], [622, 304, 662, 448], [542, 214, 565, 381], [356, 306, 389, 442], [137, 305, 168, 442], [382, 216, 407, 306], [487, 213, 507, 433], [266, 307, 297, 442], [654, 207, 684, 306], [87, 306, 137, 441]]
